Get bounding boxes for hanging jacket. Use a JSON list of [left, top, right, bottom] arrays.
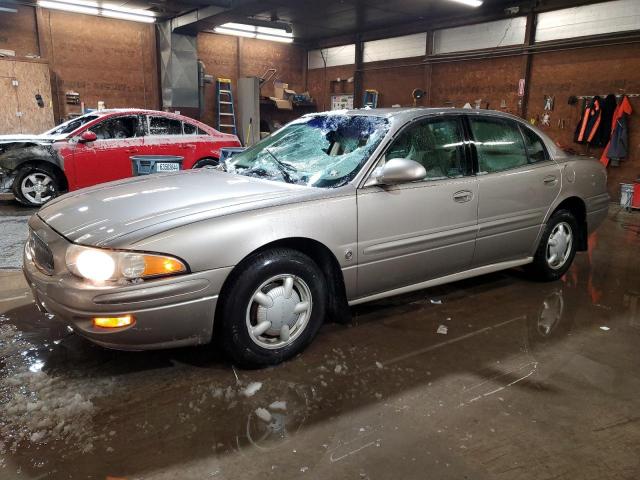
[[600, 95, 633, 166], [608, 115, 628, 166], [594, 94, 617, 147], [574, 96, 602, 144]]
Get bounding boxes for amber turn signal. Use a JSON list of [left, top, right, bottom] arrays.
[[142, 256, 186, 277], [93, 315, 135, 328]]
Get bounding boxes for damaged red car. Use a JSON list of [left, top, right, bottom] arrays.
[[0, 109, 241, 207]]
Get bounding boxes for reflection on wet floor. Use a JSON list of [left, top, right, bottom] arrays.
[[1, 207, 640, 479]]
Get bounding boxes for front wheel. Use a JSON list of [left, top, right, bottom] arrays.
[[218, 248, 327, 368], [12, 165, 61, 207], [525, 209, 578, 281]]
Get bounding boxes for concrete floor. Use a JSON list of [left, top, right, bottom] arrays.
[[1, 205, 639, 479]]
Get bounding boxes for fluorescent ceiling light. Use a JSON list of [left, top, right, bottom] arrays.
[[37, 0, 156, 22], [0, 6, 18, 12], [215, 22, 294, 43], [257, 26, 292, 37], [256, 34, 293, 43], [449, 0, 483, 7], [101, 10, 155, 22], [103, 3, 155, 17], [214, 27, 258, 38], [224, 22, 257, 32], [38, 1, 98, 15]]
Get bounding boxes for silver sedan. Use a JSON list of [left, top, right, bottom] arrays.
[[23, 108, 609, 367]]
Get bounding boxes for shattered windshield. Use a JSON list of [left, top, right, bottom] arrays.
[[226, 114, 389, 188], [44, 114, 99, 136]]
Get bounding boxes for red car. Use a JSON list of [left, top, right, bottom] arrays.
[[0, 109, 241, 206]]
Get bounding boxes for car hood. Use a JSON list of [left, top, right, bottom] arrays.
[[0, 134, 64, 145], [38, 169, 318, 247]]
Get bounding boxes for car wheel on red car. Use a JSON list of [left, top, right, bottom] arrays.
[[12, 165, 61, 207], [193, 158, 219, 169]]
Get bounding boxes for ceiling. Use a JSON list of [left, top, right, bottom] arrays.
[[249, 0, 521, 41], [111, 0, 525, 42]]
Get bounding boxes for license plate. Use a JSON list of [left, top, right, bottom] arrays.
[[156, 162, 179, 172]]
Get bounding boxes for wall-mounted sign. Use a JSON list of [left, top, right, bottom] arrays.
[[331, 94, 353, 111], [518, 79, 525, 97]]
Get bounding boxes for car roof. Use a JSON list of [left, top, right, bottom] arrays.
[[88, 108, 213, 129], [306, 107, 565, 159], [319, 107, 527, 123], [93, 108, 178, 116]]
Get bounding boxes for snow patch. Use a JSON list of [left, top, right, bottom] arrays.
[[269, 401, 287, 411], [241, 382, 262, 397], [0, 323, 114, 454], [255, 407, 272, 423]]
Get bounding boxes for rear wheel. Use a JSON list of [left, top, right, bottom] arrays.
[[193, 158, 219, 169], [525, 209, 578, 281], [218, 248, 327, 368], [12, 165, 61, 207]]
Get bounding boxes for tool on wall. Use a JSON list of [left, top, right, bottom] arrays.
[[216, 78, 237, 135], [259, 68, 277, 91]]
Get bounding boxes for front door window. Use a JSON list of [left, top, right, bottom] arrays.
[[385, 117, 469, 180]]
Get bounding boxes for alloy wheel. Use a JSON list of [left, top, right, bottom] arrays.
[[21, 172, 55, 205]]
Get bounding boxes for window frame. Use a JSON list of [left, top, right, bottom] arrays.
[[464, 115, 533, 175], [516, 123, 550, 164], [89, 114, 144, 141], [369, 114, 473, 184], [182, 121, 202, 135], [145, 114, 184, 137]]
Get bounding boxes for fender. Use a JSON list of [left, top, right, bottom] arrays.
[[125, 193, 359, 300]]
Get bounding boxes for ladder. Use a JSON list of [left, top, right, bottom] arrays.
[[216, 78, 237, 135], [363, 89, 379, 108]]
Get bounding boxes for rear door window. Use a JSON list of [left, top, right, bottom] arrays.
[[183, 122, 198, 135], [148, 116, 183, 136], [520, 126, 548, 163], [468, 117, 528, 174]]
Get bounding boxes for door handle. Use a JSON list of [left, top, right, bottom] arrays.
[[453, 190, 473, 203], [180, 144, 196, 149], [543, 175, 558, 185], [126, 148, 138, 153]]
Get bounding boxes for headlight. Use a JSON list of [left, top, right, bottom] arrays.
[[65, 245, 188, 283]]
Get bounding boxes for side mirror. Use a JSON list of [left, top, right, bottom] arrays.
[[79, 130, 97, 143], [369, 158, 426, 186]]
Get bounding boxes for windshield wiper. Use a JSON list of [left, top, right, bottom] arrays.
[[264, 148, 296, 184]]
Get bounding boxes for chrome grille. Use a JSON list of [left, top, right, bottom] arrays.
[[29, 231, 54, 275]]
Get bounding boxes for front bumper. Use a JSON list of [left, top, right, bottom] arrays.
[[0, 171, 14, 193], [24, 215, 233, 350]]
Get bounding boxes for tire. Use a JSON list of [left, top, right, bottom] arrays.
[[218, 248, 327, 368], [525, 209, 578, 281], [193, 158, 219, 169], [12, 165, 61, 207]]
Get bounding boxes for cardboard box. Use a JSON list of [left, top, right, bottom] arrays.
[[274, 81, 288, 99], [274, 81, 296, 101], [269, 97, 293, 110]]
